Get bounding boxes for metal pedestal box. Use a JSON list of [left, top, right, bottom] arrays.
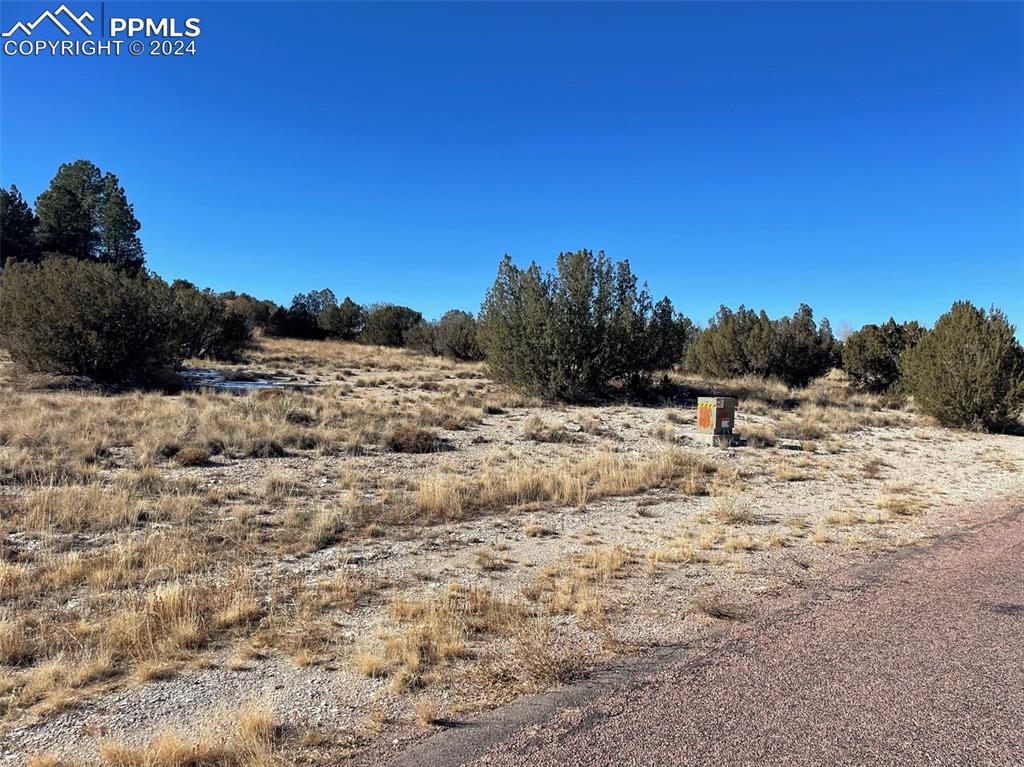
[[695, 396, 738, 447]]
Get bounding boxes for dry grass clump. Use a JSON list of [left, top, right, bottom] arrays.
[[103, 580, 261, 665], [511, 620, 582, 684], [0, 560, 27, 601], [172, 446, 211, 467], [1, 577, 262, 718], [711, 495, 753, 524], [785, 515, 809, 532], [573, 545, 633, 581], [644, 528, 705, 572], [305, 509, 346, 551], [873, 482, 930, 517], [383, 422, 441, 453], [262, 472, 301, 501], [474, 549, 510, 572], [723, 533, 757, 552], [651, 421, 678, 443], [697, 526, 724, 550], [810, 526, 834, 544], [522, 415, 578, 443], [576, 414, 611, 437], [825, 509, 864, 526], [415, 473, 467, 522], [742, 423, 777, 448], [977, 448, 1021, 472], [778, 404, 864, 439], [479, 619, 584, 693], [0, 445, 97, 486], [21, 484, 141, 533], [98, 701, 279, 767], [415, 403, 483, 432], [0, 617, 35, 665], [415, 449, 716, 523], [577, 450, 715, 501], [26, 755, 62, 767], [413, 698, 442, 727], [774, 464, 811, 482], [355, 585, 520, 691], [522, 546, 634, 622], [776, 414, 827, 441], [861, 457, 888, 479], [522, 517, 554, 537]]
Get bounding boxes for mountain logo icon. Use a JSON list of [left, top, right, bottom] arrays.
[[2, 4, 94, 37]]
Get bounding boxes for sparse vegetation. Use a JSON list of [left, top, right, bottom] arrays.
[[0, 331, 1017, 762], [97, 701, 279, 767]]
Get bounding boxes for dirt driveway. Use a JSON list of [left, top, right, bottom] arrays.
[[389, 500, 1024, 767]]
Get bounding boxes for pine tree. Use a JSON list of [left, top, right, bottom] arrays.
[[35, 160, 104, 261], [98, 174, 145, 273], [649, 296, 694, 370], [0, 185, 39, 267], [35, 160, 145, 272], [332, 297, 366, 340]]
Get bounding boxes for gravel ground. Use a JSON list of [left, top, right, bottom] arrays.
[[414, 498, 1024, 767]]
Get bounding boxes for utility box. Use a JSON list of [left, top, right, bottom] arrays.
[[696, 396, 738, 447]]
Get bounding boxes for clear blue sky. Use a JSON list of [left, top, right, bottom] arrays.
[[2, 1, 1022, 331]]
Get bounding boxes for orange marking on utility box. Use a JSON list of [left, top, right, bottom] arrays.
[[698, 407, 712, 429]]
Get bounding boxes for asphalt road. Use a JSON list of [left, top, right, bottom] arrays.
[[393, 504, 1024, 767]]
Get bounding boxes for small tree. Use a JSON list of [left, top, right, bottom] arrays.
[[478, 251, 686, 400], [0, 185, 40, 267], [171, 280, 253, 361], [286, 288, 336, 338], [685, 304, 835, 386], [405, 320, 439, 355], [226, 293, 278, 332], [0, 259, 180, 382], [901, 302, 1023, 431], [361, 304, 423, 347], [336, 297, 366, 340], [843, 318, 924, 392], [436, 309, 482, 360], [318, 296, 365, 340], [649, 296, 695, 370], [268, 306, 292, 337], [776, 306, 837, 387], [478, 256, 554, 395], [291, 288, 337, 319]]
